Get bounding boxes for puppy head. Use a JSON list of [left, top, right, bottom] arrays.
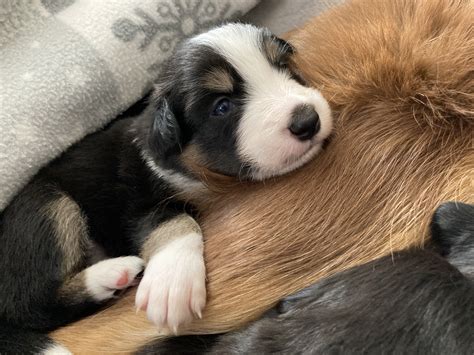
[[148, 23, 332, 181], [431, 201, 474, 278]]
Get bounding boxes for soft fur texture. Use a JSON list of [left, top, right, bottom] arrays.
[[1, 23, 331, 354], [147, 202, 474, 354], [0, 0, 259, 211], [52, 0, 473, 352]]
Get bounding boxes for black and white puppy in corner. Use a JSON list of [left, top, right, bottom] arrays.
[[149, 202, 474, 355], [0, 24, 332, 354]]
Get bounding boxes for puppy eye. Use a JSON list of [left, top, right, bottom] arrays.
[[211, 97, 233, 117]]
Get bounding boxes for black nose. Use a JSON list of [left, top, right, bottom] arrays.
[[288, 105, 320, 141]]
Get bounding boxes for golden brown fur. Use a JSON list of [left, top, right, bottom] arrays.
[[51, 0, 474, 352]]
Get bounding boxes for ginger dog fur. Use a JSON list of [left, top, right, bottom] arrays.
[[52, 0, 474, 352]]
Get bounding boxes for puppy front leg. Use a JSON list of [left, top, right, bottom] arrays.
[[135, 213, 206, 333]]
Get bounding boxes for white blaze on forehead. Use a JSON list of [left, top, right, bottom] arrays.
[[191, 24, 279, 91], [191, 24, 332, 179]]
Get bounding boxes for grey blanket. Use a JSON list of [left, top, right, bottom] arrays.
[[0, 0, 258, 210]]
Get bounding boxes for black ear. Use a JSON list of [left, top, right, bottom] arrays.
[[148, 98, 182, 160], [273, 36, 295, 56], [431, 201, 474, 257], [262, 33, 295, 67], [276, 283, 321, 314]]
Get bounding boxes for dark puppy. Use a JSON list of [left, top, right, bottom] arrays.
[[0, 24, 332, 354], [150, 202, 474, 354]]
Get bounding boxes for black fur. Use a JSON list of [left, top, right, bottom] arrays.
[[431, 202, 474, 277], [0, 24, 319, 353], [146, 202, 474, 354], [0, 27, 302, 353], [0, 325, 55, 355], [154, 44, 248, 177]]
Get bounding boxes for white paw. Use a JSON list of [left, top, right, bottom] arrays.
[[85, 256, 145, 301], [135, 233, 206, 333]]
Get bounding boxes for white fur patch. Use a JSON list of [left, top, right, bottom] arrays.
[[250, 143, 323, 181], [85, 256, 144, 301], [192, 24, 332, 179], [42, 343, 72, 355], [135, 232, 206, 334]]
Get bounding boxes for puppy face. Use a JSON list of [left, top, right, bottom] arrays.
[[149, 24, 332, 181]]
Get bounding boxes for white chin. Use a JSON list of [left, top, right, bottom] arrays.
[[250, 143, 322, 181]]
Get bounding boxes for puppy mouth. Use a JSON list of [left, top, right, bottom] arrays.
[[250, 139, 323, 180], [281, 140, 323, 172], [283, 137, 322, 166]]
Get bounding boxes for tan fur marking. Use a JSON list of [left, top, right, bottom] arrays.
[[140, 214, 201, 262], [44, 193, 89, 275], [179, 144, 207, 184], [202, 68, 234, 93], [57, 271, 89, 304], [52, 0, 474, 352], [180, 144, 238, 199]]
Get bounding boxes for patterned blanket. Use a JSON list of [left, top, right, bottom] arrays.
[[0, 0, 258, 210]]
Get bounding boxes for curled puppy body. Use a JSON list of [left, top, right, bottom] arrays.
[[150, 202, 474, 354], [0, 24, 332, 354]]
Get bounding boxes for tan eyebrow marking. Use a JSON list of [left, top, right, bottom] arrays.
[[202, 68, 234, 93], [43, 193, 89, 275]]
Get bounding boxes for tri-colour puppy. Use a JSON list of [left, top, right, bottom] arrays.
[[150, 202, 474, 354], [0, 24, 332, 353]]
